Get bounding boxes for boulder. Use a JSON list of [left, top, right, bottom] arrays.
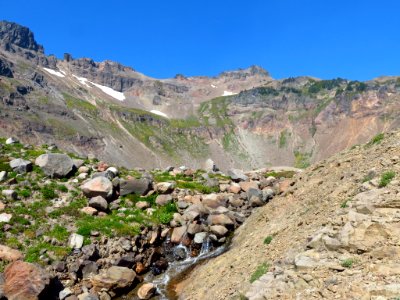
[[227, 169, 248, 182], [155, 182, 176, 194], [228, 183, 241, 194], [171, 226, 187, 244], [0, 245, 23, 261], [77, 293, 99, 300], [202, 194, 227, 209], [136, 201, 150, 210], [207, 214, 234, 227], [137, 283, 156, 300], [247, 188, 263, 201], [210, 225, 229, 237], [203, 159, 218, 172], [5, 137, 18, 145], [0, 171, 6, 182], [80, 207, 98, 216], [187, 223, 202, 235], [9, 158, 32, 173], [89, 196, 108, 211], [2, 190, 17, 200], [0, 213, 12, 223], [239, 181, 260, 192], [194, 232, 208, 244], [91, 266, 136, 292], [120, 178, 152, 196], [68, 233, 84, 249], [155, 194, 173, 206], [81, 177, 113, 199], [3, 261, 50, 300], [35, 153, 74, 178]]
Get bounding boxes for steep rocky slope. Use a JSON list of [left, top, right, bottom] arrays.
[[177, 130, 400, 299], [1, 20, 400, 171]]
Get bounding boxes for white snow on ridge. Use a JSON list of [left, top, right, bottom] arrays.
[[43, 67, 65, 78], [90, 82, 126, 101], [211, 84, 217, 88], [222, 90, 237, 96], [150, 110, 169, 118], [72, 74, 90, 87]]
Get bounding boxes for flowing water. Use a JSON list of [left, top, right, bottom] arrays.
[[121, 238, 230, 299]]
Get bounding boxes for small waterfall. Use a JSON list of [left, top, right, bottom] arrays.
[[146, 237, 229, 300]]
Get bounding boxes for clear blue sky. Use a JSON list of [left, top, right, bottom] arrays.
[[1, 0, 400, 80]]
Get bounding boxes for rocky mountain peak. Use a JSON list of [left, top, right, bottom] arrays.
[[0, 21, 44, 53], [219, 65, 270, 79]]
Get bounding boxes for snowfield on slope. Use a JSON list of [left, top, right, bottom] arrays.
[[223, 91, 237, 96], [43, 68, 65, 78], [90, 82, 126, 101], [150, 110, 169, 118]]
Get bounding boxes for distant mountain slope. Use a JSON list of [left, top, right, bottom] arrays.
[[0, 20, 399, 170]]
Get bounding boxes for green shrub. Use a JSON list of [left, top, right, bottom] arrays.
[[367, 133, 384, 146], [250, 262, 270, 283], [263, 236, 273, 245], [379, 171, 395, 187], [340, 200, 349, 208], [341, 259, 354, 268], [153, 202, 177, 224], [18, 189, 31, 198], [41, 186, 58, 200]]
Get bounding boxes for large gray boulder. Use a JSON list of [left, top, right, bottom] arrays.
[[35, 153, 75, 178], [9, 158, 32, 173], [89, 196, 108, 211], [120, 178, 152, 196]]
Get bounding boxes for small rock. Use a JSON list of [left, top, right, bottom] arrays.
[[227, 169, 248, 182], [0, 213, 12, 223], [171, 226, 187, 244], [1, 190, 17, 200], [81, 207, 98, 216], [239, 181, 259, 192], [68, 233, 84, 249], [0, 245, 23, 261], [60, 288, 73, 300], [210, 225, 229, 237], [137, 283, 156, 300], [155, 182, 176, 194], [0, 171, 7, 182], [9, 158, 32, 174], [136, 201, 150, 210], [203, 159, 218, 172], [89, 196, 108, 211], [5, 137, 18, 145], [207, 214, 234, 226], [91, 266, 136, 292], [194, 232, 208, 244], [155, 194, 173, 206]]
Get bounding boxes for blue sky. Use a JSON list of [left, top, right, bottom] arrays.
[[1, 0, 400, 80]]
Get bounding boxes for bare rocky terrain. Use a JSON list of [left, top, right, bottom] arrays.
[[178, 131, 400, 300]]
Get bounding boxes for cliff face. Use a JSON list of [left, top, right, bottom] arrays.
[[0, 20, 400, 171]]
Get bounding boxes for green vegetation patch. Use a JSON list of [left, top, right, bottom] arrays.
[[294, 151, 311, 169], [379, 171, 395, 187], [341, 258, 354, 268], [263, 236, 273, 245], [250, 262, 270, 283], [265, 170, 296, 178], [63, 93, 98, 114]]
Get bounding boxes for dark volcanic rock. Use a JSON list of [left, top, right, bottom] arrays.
[[120, 178, 152, 196], [0, 21, 44, 52], [0, 58, 13, 77]]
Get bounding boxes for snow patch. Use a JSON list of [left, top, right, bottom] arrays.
[[90, 82, 125, 101], [150, 110, 169, 118], [211, 84, 217, 88], [222, 91, 237, 96], [72, 74, 90, 87], [43, 67, 65, 78]]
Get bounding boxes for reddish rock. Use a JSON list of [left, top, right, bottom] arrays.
[[97, 161, 109, 172], [171, 226, 188, 244], [228, 183, 241, 194], [207, 214, 234, 226], [81, 177, 113, 199], [0, 245, 23, 261], [3, 261, 49, 300], [239, 181, 260, 192]]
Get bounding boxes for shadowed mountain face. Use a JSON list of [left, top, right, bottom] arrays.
[[0, 20, 399, 170]]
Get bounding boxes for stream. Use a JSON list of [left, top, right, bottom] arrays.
[[120, 237, 230, 300]]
